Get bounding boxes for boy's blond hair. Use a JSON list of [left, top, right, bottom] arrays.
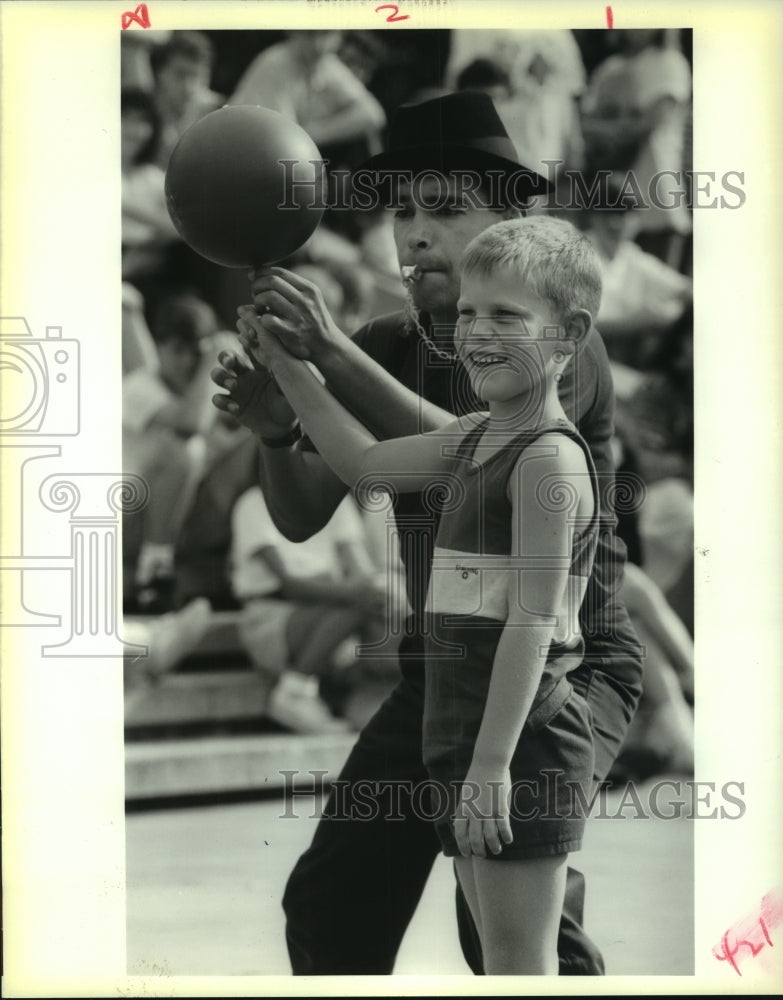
[[460, 216, 603, 321]]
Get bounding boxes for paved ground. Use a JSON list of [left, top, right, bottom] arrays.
[[126, 775, 693, 977]]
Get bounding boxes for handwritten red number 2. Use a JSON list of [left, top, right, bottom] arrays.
[[122, 3, 151, 29], [375, 4, 410, 22]]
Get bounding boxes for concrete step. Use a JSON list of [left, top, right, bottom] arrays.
[[124, 670, 270, 727], [125, 731, 355, 801]]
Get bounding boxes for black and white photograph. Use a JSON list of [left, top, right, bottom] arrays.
[[2, 1, 782, 995]]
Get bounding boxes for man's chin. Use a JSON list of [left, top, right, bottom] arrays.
[[410, 283, 456, 318]]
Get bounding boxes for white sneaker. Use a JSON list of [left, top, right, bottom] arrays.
[[266, 672, 350, 735]]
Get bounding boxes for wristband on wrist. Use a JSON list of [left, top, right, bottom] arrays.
[[260, 423, 302, 449]]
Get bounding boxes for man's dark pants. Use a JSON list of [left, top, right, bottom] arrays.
[[283, 624, 640, 976]]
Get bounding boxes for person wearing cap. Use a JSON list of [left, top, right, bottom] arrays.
[[211, 91, 642, 975]]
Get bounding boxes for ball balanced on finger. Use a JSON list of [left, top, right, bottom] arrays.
[[165, 105, 326, 268]]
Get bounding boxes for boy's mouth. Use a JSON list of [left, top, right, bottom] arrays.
[[467, 350, 515, 369]]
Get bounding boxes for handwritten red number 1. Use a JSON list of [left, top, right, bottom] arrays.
[[122, 3, 151, 29], [375, 4, 410, 22]]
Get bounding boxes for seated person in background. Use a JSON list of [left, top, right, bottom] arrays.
[[121, 88, 182, 290], [228, 31, 385, 156], [456, 57, 512, 103], [150, 30, 224, 170], [228, 30, 387, 247], [122, 293, 241, 611], [124, 597, 213, 713], [451, 30, 586, 181], [622, 307, 694, 630], [230, 487, 404, 734], [581, 172, 691, 368], [609, 429, 694, 778], [581, 29, 692, 248]]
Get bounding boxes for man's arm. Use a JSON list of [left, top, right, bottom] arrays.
[[212, 345, 350, 540]]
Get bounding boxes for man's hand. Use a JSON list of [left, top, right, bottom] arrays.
[[210, 341, 297, 439], [453, 764, 514, 859], [249, 265, 344, 362]]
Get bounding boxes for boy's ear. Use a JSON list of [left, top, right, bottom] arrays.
[[563, 309, 592, 349]]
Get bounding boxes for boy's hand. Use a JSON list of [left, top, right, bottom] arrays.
[[210, 345, 297, 439], [235, 305, 286, 365], [453, 765, 514, 859], [249, 265, 344, 362]]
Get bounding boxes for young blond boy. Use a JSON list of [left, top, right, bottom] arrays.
[[236, 216, 602, 974]]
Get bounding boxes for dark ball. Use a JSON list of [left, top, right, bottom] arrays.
[[165, 105, 326, 267]]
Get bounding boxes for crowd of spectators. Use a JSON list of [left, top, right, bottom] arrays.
[[122, 29, 694, 768]]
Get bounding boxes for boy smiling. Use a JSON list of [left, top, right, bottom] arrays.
[[236, 216, 602, 973]]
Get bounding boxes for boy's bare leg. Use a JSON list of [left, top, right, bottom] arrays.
[[454, 857, 483, 949], [471, 854, 568, 975]]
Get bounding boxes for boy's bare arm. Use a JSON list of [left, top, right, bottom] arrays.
[[471, 442, 591, 769], [239, 309, 460, 493], [454, 444, 590, 857], [248, 266, 455, 437]]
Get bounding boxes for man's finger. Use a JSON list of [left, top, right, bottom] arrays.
[[264, 265, 320, 296], [251, 288, 300, 322], [249, 272, 307, 307], [212, 392, 238, 415], [217, 349, 239, 369], [210, 365, 237, 390]]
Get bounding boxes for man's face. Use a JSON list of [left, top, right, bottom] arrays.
[[393, 176, 513, 320], [455, 266, 565, 405], [156, 55, 208, 114]]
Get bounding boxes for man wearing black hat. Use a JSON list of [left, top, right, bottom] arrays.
[[212, 91, 643, 975]]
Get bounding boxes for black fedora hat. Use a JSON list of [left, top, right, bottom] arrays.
[[357, 91, 552, 199]]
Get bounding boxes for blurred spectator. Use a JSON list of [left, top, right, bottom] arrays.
[[227, 30, 387, 247], [607, 430, 694, 779], [581, 29, 692, 248], [338, 31, 390, 88], [621, 306, 694, 633], [124, 598, 213, 713], [122, 281, 159, 377], [230, 488, 401, 734], [582, 172, 692, 366], [228, 31, 385, 157], [449, 30, 586, 178], [121, 88, 181, 290], [149, 31, 224, 169], [121, 32, 157, 91], [122, 293, 241, 611], [456, 57, 511, 103]]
